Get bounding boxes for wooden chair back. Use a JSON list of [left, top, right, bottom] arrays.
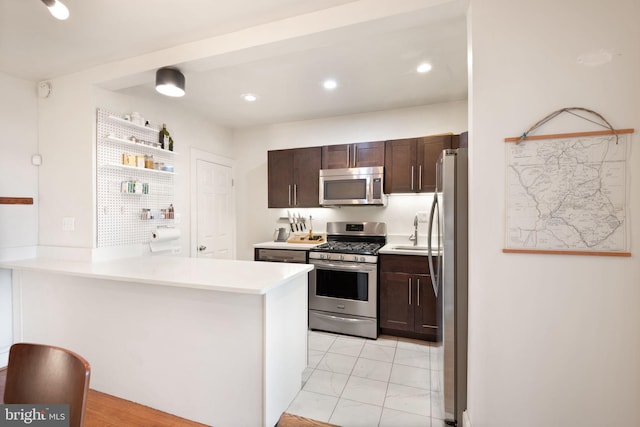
[[3, 343, 91, 427]]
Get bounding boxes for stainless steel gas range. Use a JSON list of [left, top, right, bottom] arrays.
[[308, 221, 386, 339]]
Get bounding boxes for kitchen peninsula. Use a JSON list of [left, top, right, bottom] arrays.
[[1, 256, 312, 427]]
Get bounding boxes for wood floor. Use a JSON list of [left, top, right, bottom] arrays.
[[276, 413, 339, 427], [1, 367, 206, 426], [0, 368, 337, 427]]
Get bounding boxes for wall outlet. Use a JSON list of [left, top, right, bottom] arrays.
[[62, 217, 75, 231], [417, 211, 429, 223], [171, 246, 182, 254]]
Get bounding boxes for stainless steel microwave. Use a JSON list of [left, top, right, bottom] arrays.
[[319, 166, 385, 206]]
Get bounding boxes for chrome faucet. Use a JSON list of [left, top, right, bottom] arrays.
[[408, 214, 418, 246]]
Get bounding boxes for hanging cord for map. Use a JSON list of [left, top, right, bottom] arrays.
[[517, 107, 618, 145]]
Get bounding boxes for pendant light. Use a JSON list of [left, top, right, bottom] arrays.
[[155, 67, 186, 97], [41, 0, 70, 20]]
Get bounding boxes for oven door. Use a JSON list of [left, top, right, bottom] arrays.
[[309, 259, 377, 318]]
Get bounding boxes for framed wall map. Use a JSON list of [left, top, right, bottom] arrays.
[[503, 129, 633, 257]]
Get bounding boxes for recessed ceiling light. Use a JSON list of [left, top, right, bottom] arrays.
[[323, 79, 338, 90], [242, 93, 258, 102], [417, 63, 432, 73]]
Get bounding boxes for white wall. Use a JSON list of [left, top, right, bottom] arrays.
[[0, 269, 11, 366], [0, 72, 38, 253], [233, 101, 467, 260], [0, 71, 38, 365], [94, 88, 234, 256], [467, 1, 640, 426], [37, 75, 95, 250], [32, 0, 449, 254]]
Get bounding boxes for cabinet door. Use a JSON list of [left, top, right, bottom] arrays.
[[322, 141, 385, 169], [384, 138, 417, 193], [321, 144, 351, 169], [452, 132, 468, 149], [292, 147, 322, 207], [417, 135, 452, 193], [267, 150, 293, 208], [352, 141, 385, 168], [414, 274, 438, 337], [379, 272, 414, 331]]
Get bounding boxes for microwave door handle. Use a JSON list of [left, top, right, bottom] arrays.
[[427, 194, 438, 297]]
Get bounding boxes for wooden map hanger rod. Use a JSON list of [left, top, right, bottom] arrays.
[[0, 197, 34, 205], [505, 128, 634, 143]]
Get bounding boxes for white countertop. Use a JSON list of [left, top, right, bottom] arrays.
[[0, 256, 313, 295], [254, 241, 323, 250], [379, 243, 441, 256]]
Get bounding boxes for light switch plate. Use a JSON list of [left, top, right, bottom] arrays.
[[62, 217, 75, 231]]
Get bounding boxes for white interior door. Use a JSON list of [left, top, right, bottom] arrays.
[[196, 159, 234, 259]]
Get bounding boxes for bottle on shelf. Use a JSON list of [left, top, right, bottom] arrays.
[[159, 123, 174, 151]]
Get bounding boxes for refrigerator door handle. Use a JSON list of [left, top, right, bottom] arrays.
[[427, 193, 439, 297]]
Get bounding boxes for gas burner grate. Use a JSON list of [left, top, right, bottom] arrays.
[[311, 241, 382, 255]]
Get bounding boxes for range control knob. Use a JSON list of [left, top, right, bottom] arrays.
[[320, 254, 326, 260], [339, 255, 344, 261], [359, 256, 366, 262]]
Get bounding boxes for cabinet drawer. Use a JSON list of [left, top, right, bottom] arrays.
[[379, 254, 430, 275]]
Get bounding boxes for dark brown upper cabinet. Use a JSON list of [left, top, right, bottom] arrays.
[[384, 135, 453, 193], [453, 131, 468, 148], [268, 147, 322, 208], [321, 141, 385, 169]]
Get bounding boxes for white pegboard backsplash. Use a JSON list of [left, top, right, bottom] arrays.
[[96, 108, 175, 247]]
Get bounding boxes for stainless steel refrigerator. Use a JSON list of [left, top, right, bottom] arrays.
[[428, 148, 468, 427]]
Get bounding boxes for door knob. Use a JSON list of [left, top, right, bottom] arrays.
[[198, 245, 207, 251]]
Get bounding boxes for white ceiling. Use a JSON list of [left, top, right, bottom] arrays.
[[0, 0, 468, 129]]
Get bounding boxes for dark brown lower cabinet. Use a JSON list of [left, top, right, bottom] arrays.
[[379, 254, 439, 341]]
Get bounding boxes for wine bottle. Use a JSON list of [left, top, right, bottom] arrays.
[[159, 123, 175, 151], [159, 123, 169, 150]]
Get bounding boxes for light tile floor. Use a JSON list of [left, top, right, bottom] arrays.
[[287, 330, 446, 427]]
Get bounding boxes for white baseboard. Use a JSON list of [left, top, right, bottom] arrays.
[[463, 410, 472, 427]]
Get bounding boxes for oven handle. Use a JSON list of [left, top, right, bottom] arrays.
[[313, 312, 371, 323], [310, 261, 376, 272]]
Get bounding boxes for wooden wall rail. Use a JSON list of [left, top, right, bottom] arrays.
[[0, 197, 33, 205], [503, 248, 631, 257]]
